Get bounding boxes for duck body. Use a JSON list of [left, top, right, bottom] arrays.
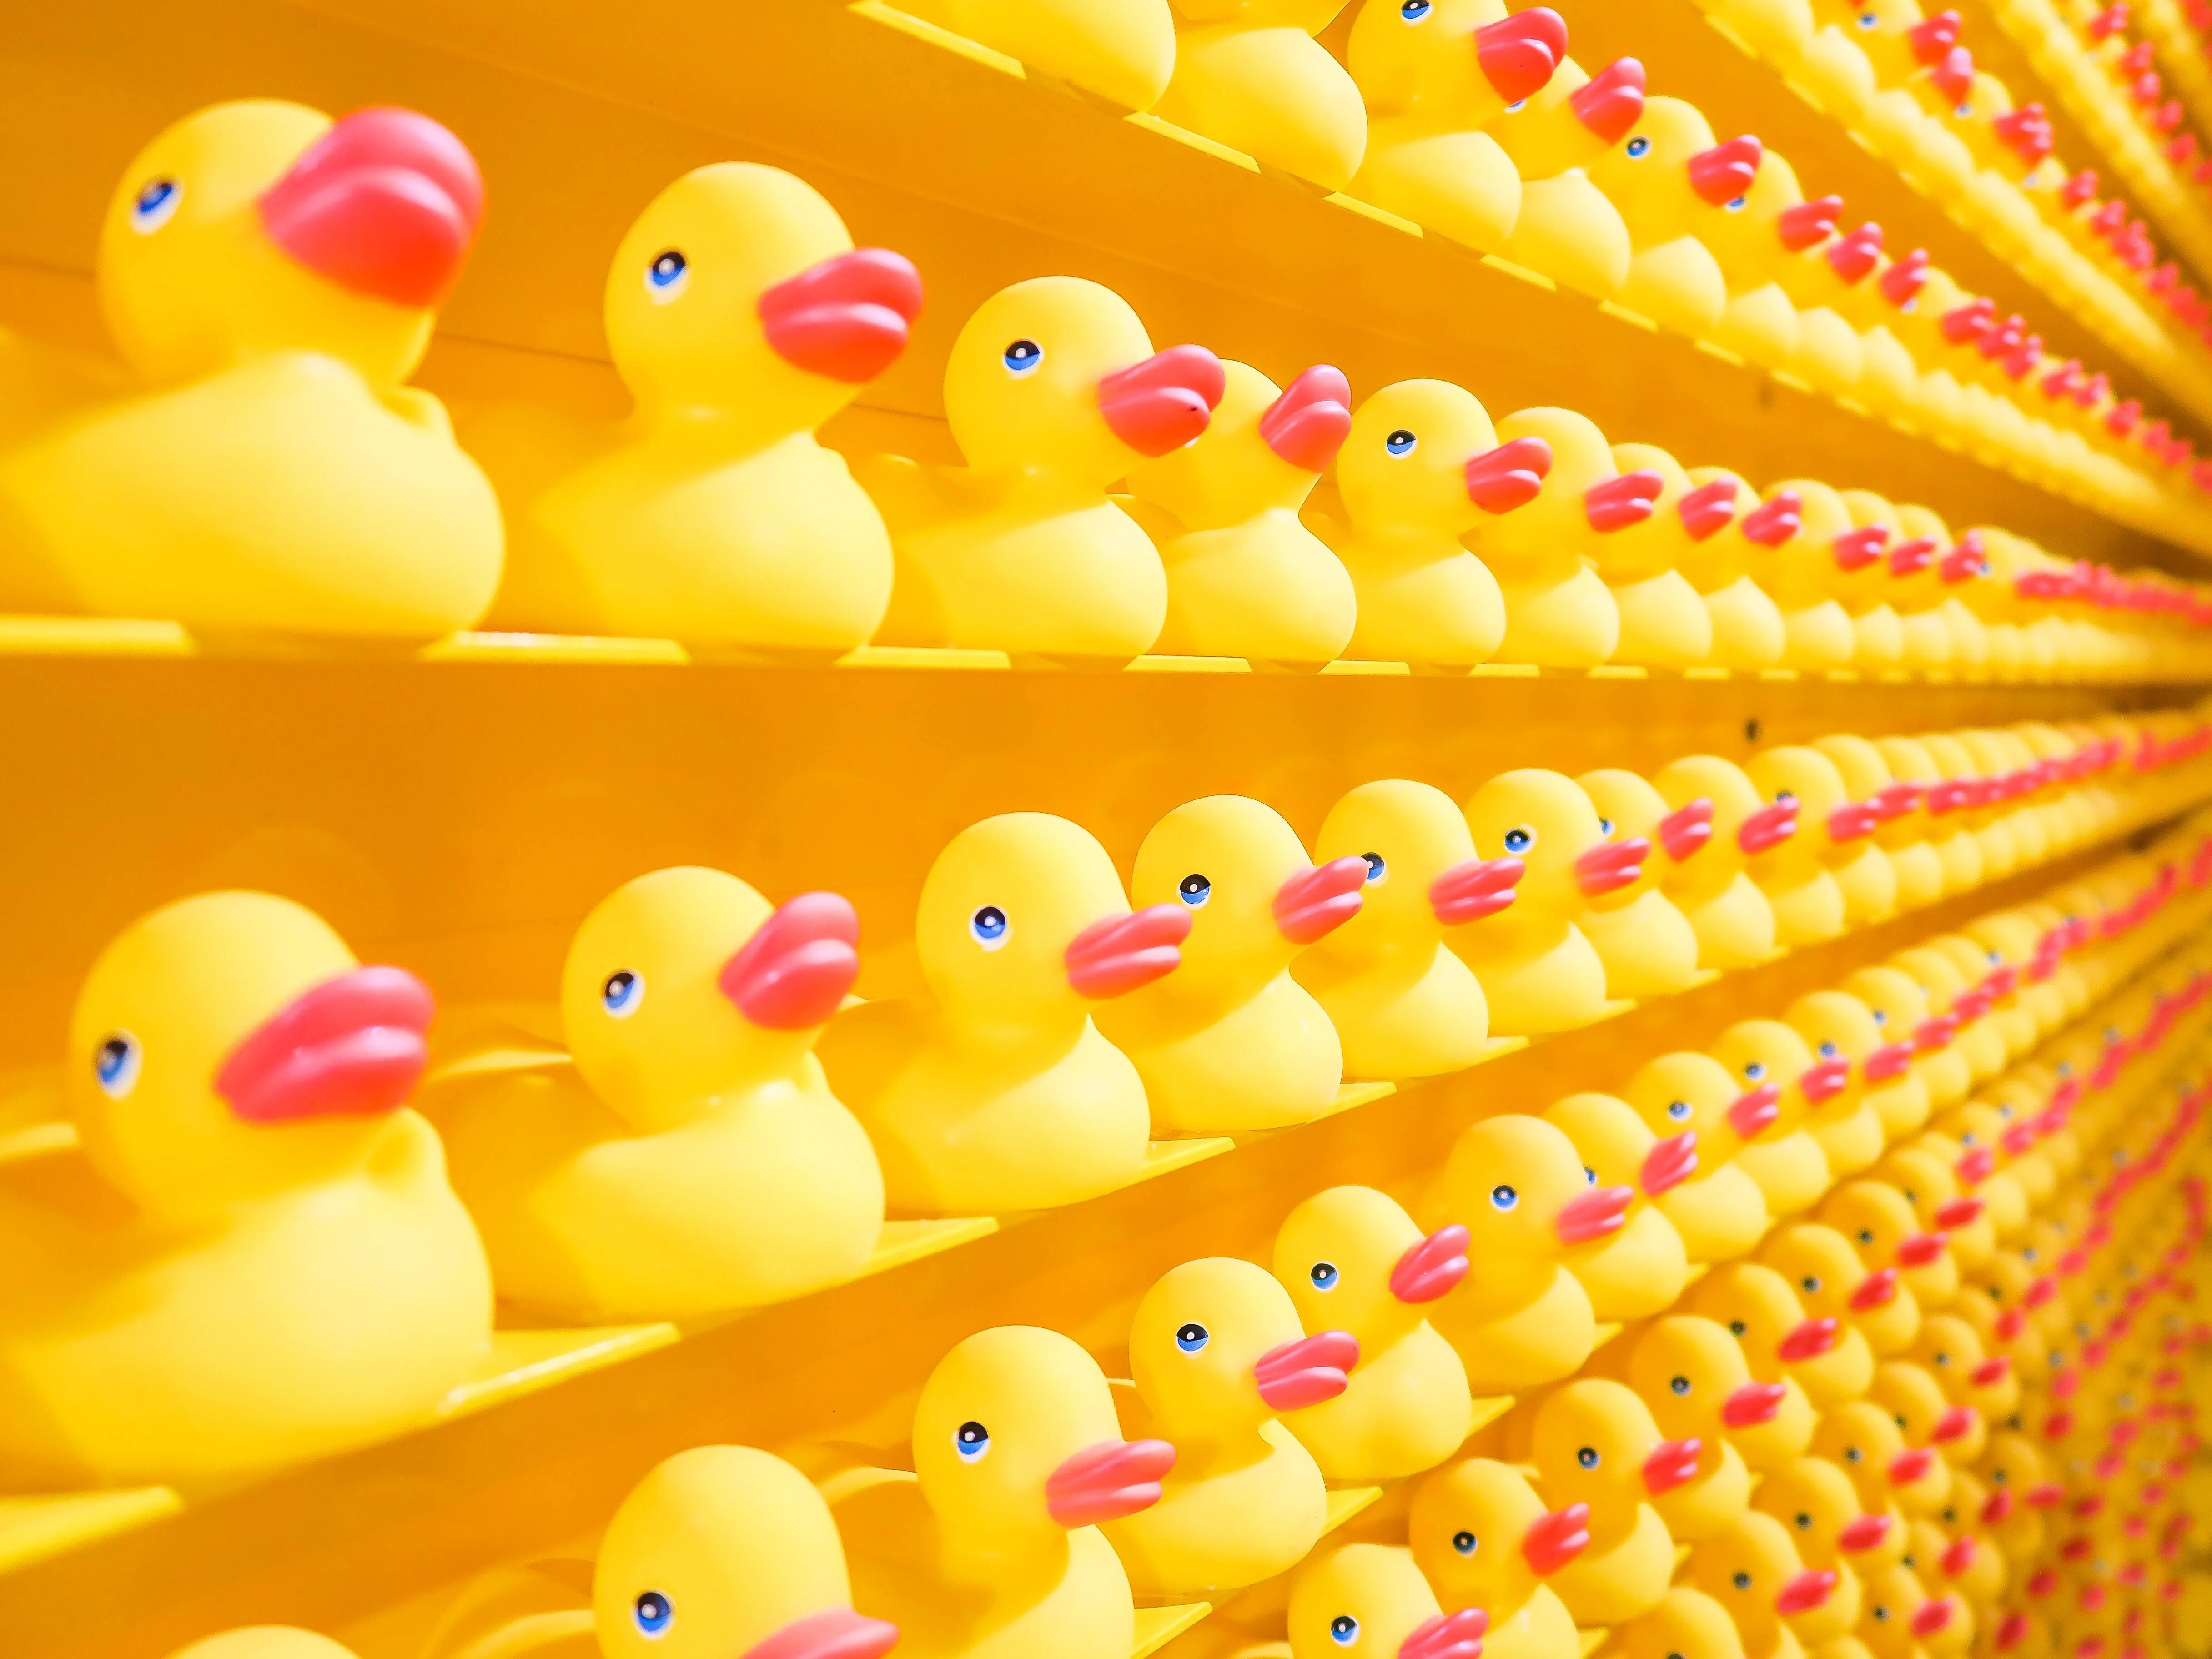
[[1653, 755, 1785, 969], [1455, 768, 1621, 1033], [895, 0, 1176, 107], [1474, 408, 1627, 669], [1531, 1379, 1687, 1625], [1155, 2, 1366, 186], [1548, 1092, 1691, 1317]]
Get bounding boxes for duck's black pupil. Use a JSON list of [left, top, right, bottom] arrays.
[[1730, 1321, 1747, 1336], [1578, 1447, 1598, 1467], [1454, 1530, 1477, 1553], [1181, 875, 1207, 895], [1734, 1572, 1751, 1589], [958, 1421, 985, 1445]]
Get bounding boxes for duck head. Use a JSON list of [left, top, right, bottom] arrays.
[[1412, 1454, 1587, 1612], [1820, 1181, 1948, 1282], [1628, 1313, 1762, 1447], [1130, 1257, 1355, 1436], [1129, 361, 1350, 525], [1346, 0, 1568, 124], [1548, 1091, 1692, 1202], [1624, 1049, 1764, 1163], [1275, 1185, 1468, 1350], [1694, 1510, 1844, 1648], [1464, 768, 1638, 920], [1760, 1222, 1896, 1338], [1745, 749, 1856, 876], [1477, 407, 1659, 555], [1755, 1453, 1899, 1572], [1871, 1359, 1975, 1477], [1917, 1314, 2016, 1418], [593, 1446, 897, 1659], [1487, 55, 1648, 178], [101, 101, 483, 391], [604, 162, 920, 437], [1710, 1020, 1821, 1132], [1786, 992, 1885, 1105], [942, 276, 1222, 482], [1813, 1400, 1917, 1513], [1652, 755, 1773, 875], [1532, 1378, 1694, 1533], [1689, 1262, 1828, 1389], [1442, 1113, 1624, 1265], [1694, 145, 1813, 276], [1575, 769, 1681, 912], [1314, 779, 1520, 954], [1615, 1587, 1749, 1659], [1586, 95, 1751, 240], [70, 890, 434, 1218], [1336, 379, 1545, 537], [1288, 1541, 1481, 1659]]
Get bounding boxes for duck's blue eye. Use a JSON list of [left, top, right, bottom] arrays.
[[1003, 338, 1043, 375], [1332, 1615, 1362, 1646], [644, 249, 688, 302], [1584, 1167, 1598, 1185], [1598, 818, 1615, 836], [1744, 1061, 1767, 1081], [1803, 1276, 1821, 1293], [1818, 1041, 1839, 1059], [1954, 102, 1971, 117], [1386, 428, 1418, 456], [1871, 1008, 1888, 1026], [1987, 949, 2002, 965], [1176, 1322, 1210, 1353], [1503, 826, 1535, 854], [1454, 1530, 1479, 1554], [131, 177, 181, 234], [1668, 1100, 1692, 1121], [1578, 1446, 1600, 1468], [1734, 1571, 1753, 1591], [1626, 136, 1651, 158], [1178, 874, 1212, 908], [1671, 1375, 1691, 1395], [94, 1033, 141, 1099], [1725, 195, 1749, 211], [1400, 0, 1432, 18], [970, 905, 1010, 950], [601, 971, 643, 1017], [955, 1420, 990, 1462], [1492, 1184, 1518, 1211], [1860, 1228, 1875, 1243], [1505, 98, 1528, 112], [633, 1592, 672, 1637], [1311, 1261, 1340, 1291], [1857, 10, 1877, 25], [1362, 852, 1388, 885]]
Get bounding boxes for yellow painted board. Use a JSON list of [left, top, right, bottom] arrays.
[[0, 1121, 76, 1166], [439, 1325, 682, 1421], [1134, 1602, 1215, 1658], [0, 1488, 181, 1575], [1580, 1630, 1612, 1659], [1323, 1485, 1386, 1533]]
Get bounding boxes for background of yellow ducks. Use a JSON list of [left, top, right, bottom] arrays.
[[18, 0, 2212, 1657]]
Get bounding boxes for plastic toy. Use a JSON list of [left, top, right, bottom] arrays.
[[820, 812, 1187, 1213], [1286, 1541, 1487, 1659], [165, 1635, 358, 1659], [1599, 444, 1721, 668], [1421, 1113, 1625, 1388], [1781, 990, 1895, 1180], [1103, 1256, 1350, 1596], [0, 891, 491, 1483], [833, 1324, 1174, 1659], [1584, 97, 1744, 336], [473, 163, 917, 651], [1694, 148, 1815, 372], [1817, 1178, 1957, 1311], [1742, 744, 1855, 946], [1749, 1454, 1894, 1615], [1840, 961, 1967, 1112], [862, 276, 1222, 659], [1484, 56, 1643, 298], [1710, 1018, 1835, 1219], [1758, 481, 1859, 671], [1473, 407, 1634, 668], [1098, 795, 1362, 1133], [1544, 1091, 1694, 1317], [1291, 780, 1516, 1077], [429, 868, 881, 1319], [1688, 1262, 1852, 1427], [1305, 378, 1528, 666], [1456, 768, 1639, 1032], [1687, 1509, 1848, 1659], [1527, 1377, 1695, 1625], [1855, 1561, 1969, 1659], [892, 0, 1177, 107], [1271, 1185, 1474, 1482], [1410, 1456, 1587, 1659], [1676, 469, 1788, 668], [1816, 733, 1942, 915], [1575, 768, 1706, 997], [0, 102, 503, 640], [1611, 1588, 1750, 1659], [1811, 1401, 1944, 1522], [1620, 1050, 1775, 1262], [1760, 1221, 1920, 1362], [1125, 361, 1357, 664], [1619, 1314, 1770, 1539], [1652, 754, 1792, 969], [1154, 1, 1367, 187]]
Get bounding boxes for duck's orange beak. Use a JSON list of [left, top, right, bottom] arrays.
[[216, 965, 434, 1123], [1391, 1224, 1472, 1303], [740, 1607, 901, 1659], [258, 106, 484, 307], [1522, 1502, 1594, 1574], [1254, 1330, 1358, 1410], [718, 892, 860, 1030], [1274, 856, 1368, 944], [1258, 365, 1352, 472], [1399, 1607, 1489, 1659], [1098, 346, 1224, 456], [1045, 1438, 1176, 1527], [1064, 905, 1190, 998], [759, 248, 924, 383]]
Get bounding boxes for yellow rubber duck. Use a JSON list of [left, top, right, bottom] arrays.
[[1575, 768, 1706, 997], [0, 101, 503, 641], [1777, 746, 1897, 930], [1097, 794, 1362, 1133], [1838, 965, 1960, 1116], [1614, 1587, 1749, 1659], [1342, 0, 1568, 251], [1832, 491, 1909, 670], [1817, 1181, 1957, 1323], [891, 0, 1176, 108], [1758, 482, 1859, 671], [1471, 407, 1639, 668], [1677, 469, 1787, 669], [1305, 378, 1534, 666], [1456, 768, 1640, 1033], [1742, 746, 1854, 946], [1103, 1255, 1352, 1597], [1854, 1560, 1970, 1659], [1815, 735, 1942, 914], [1782, 990, 1894, 1180], [833, 1324, 1174, 1659], [1760, 1221, 1920, 1363], [1875, 1144, 1979, 1287], [1689, 1263, 1861, 1420], [1410, 1456, 1588, 1659], [1710, 1019, 1835, 1220], [1620, 1050, 1775, 1263], [1622, 1314, 1775, 1541], [1271, 1184, 1474, 1481], [1290, 780, 1518, 1078], [1652, 754, 1793, 969], [1125, 361, 1357, 664], [862, 276, 1223, 660], [594, 1445, 900, 1659], [1545, 1092, 1693, 1318], [1287, 1541, 1488, 1659], [1421, 1113, 1628, 1389], [1694, 153, 1812, 373], [1527, 1377, 1697, 1625], [1154, 0, 1367, 187], [426, 867, 882, 1320], [165, 1634, 357, 1659], [819, 813, 1188, 1213], [471, 164, 919, 653], [1688, 1510, 1850, 1659], [1600, 444, 1721, 668], [1584, 97, 1748, 336], [1810, 977, 1932, 1146], [1483, 57, 1644, 299], [1870, 736, 1975, 900], [1887, 508, 1989, 676], [1752, 1451, 1903, 1594], [0, 891, 491, 1483]]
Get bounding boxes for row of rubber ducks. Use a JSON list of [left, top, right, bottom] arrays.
[[843, 0, 2212, 511], [12, 101, 2210, 664], [0, 719, 2199, 1493], [131, 819, 2212, 1659]]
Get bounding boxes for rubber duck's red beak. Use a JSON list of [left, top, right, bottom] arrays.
[[257, 106, 484, 307], [1914, 1013, 1960, 1051], [1798, 1056, 1852, 1103], [1556, 1184, 1634, 1244], [1995, 1613, 2029, 1650], [1643, 1436, 1704, 1493], [717, 892, 861, 1030], [1064, 905, 1190, 998], [1910, 10, 1962, 65], [1957, 1142, 1997, 1183], [1391, 1224, 1472, 1303], [1896, 1231, 1950, 1267], [1778, 1316, 1839, 1362], [1776, 1568, 1838, 1615], [1940, 1535, 1978, 1576], [758, 248, 924, 383], [1738, 800, 1800, 854], [1466, 436, 1554, 513], [1832, 526, 1889, 572], [216, 964, 434, 1123], [1258, 365, 1353, 471], [1431, 856, 1523, 924], [1826, 799, 1881, 843], [1740, 490, 1803, 545], [1045, 1438, 1176, 1527], [1972, 1355, 2012, 1387], [1912, 1595, 1957, 1637], [1098, 345, 1225, 457], [1928, 44, 1976, 104], [1870, 781, 1923, 819], [1862, 1041, 1916, 1081], [1522, 1502, 1594, 1574], [1274, 856, 1369, 945], [1474, 7, 1568, 102], [1399, 1607, 1489, 1659], [1851, 1267, 1900, 1310], [1728, 1083, 1782, 1138], [1659, 798, 1715, 861], [1932, 1405, 1977, 1443], [1584, 470, 1664, 533], [1982, 1486, 2015, 1523], [1575, 836, 1650, 895], [1724, 1380, 1787, 1426], [1937, 1195, 1985, 1228], [1825, 222, 1884, 285], [1776, 196, 1844, 251], [1889, 536, 1939, 576], [1641, 1131, 1699, 1195], [1838, 1511, 1893, 1552], [739, 1607, 902, 1659], [1678, 480, 1739, 541], [1889, 1446, 1937, 1485], [1253, 1329, 1359, 1411], [1573, 58, 1647, 143], [1688, 136, 1763, 205]]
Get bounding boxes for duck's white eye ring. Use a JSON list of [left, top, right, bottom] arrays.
[[633, 1592, 672, 1638], [131, 177, 181, 235], [644, 249, 688, 302], [602, 971, 644, 1017], [94, 1033, 141, 1099], [970, 905, 1010, 950]]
